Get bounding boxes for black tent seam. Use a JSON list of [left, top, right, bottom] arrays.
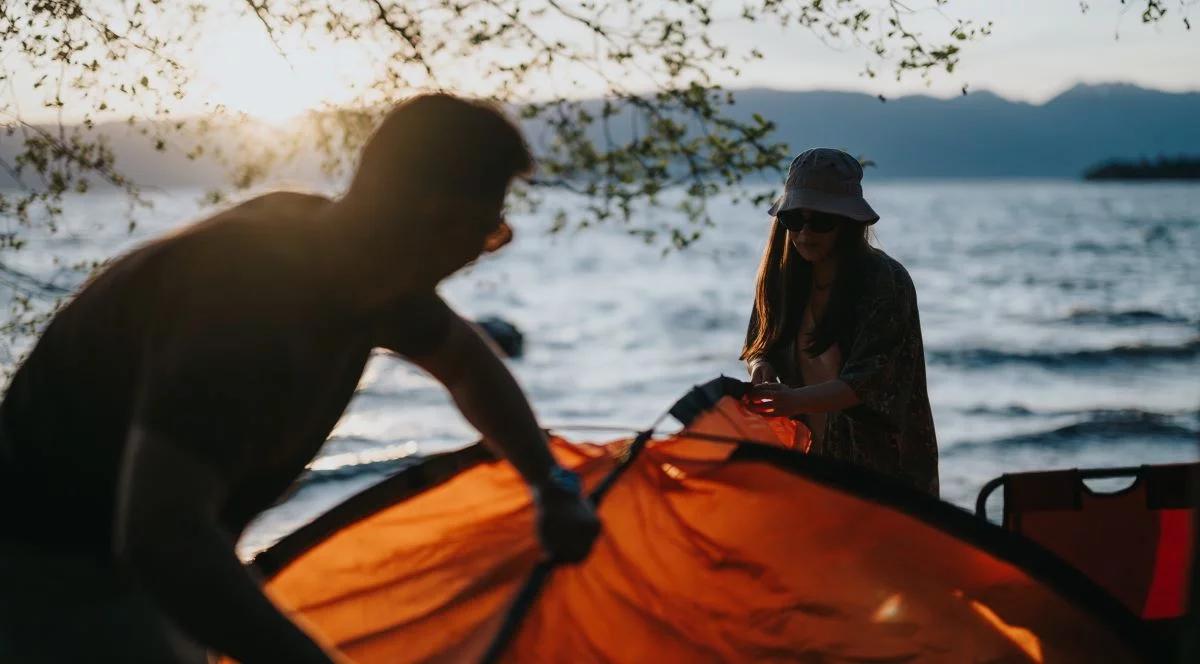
[[583, 425, 1154, 653], [254, 432, 1156, 660], [477, 428, 656, 664], [249, 376, 1162, 660], [251, 443, 494, 577], [727, 442, 1156, 658]]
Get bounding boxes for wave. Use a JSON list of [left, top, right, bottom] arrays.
[[957, 404, 1036, 417], [957, 405, 1197, 419], [299, 454, 424, 487], [950, 410, 1198, 451], [1062, 308, 1194, 327], [298, 439, 424, 486], [928, 338, 1200, 369]]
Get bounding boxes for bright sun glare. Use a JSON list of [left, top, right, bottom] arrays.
[[192, 20, 361, 124]]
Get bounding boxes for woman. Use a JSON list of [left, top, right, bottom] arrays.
[[741, 148, 938, 495]]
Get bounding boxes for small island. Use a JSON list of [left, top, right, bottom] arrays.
[[1083, 156, 1200, 181]]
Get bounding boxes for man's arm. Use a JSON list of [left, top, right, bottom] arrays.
[[377, 295, 599, 562], [113, 425, 340, 663], [113, 325, 346, 664], [410, 315, 558, 484]]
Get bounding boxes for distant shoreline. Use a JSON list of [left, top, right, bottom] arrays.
[[5, 84, 1199, 188], [8, 175, 1200, 196], [1083, 157, 1200, 181]]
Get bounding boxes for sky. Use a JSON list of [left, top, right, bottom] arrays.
[[1, 0, 1197, 124], [723, 0, 1200, 103]]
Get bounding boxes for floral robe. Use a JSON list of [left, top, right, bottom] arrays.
[[747, 250, 939, 495]]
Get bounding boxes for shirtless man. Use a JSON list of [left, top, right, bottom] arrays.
[[0, 94, 600, 663]]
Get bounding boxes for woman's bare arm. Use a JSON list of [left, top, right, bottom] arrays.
[[745, 380, 861, 417]]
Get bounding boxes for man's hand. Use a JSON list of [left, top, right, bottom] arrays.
[[393, 309, 603, 563], [532, 470, 601, 563]]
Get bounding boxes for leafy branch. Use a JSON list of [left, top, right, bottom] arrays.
[[0, 0, 1188, 363]]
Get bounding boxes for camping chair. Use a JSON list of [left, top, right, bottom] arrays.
[[976, 462, 1198, 628]]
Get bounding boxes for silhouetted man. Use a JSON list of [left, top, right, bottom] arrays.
[[0, 94, 600, 663]]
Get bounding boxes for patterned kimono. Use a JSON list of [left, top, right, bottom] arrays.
[[747, 249, 939, 495]]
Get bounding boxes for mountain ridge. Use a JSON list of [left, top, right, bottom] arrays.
[[2, 83, 1198, 186]]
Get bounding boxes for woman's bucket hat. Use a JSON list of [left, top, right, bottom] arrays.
[[768, 148, 879, 224]]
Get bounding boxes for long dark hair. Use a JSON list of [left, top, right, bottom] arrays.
[[741, 216, 874, 362]]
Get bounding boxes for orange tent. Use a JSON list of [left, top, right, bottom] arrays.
[[247, 378, 1161, 663]]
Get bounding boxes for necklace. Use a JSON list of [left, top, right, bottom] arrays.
[[813, 279, 833, 291]]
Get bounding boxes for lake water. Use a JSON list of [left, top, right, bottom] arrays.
[[4, 179, 1198, 558]]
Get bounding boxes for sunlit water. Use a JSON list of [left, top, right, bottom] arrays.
[[4, 180, 1198, 558]]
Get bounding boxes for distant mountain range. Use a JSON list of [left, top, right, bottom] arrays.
[[2, 83, 1198, 187], [723, 83, 1200, 178]]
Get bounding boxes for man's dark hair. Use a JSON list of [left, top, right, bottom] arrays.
[[350, 93, 534, 204]]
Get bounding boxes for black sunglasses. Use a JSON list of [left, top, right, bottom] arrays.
[[776, 210, 841, 233]]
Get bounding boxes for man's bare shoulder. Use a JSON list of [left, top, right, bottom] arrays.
[[224, 190, 334, 222], [161, 190, 332, 247], [73, 191, 335, 318], [152, 190, 330, 269]]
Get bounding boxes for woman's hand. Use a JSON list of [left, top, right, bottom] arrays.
[[748, 360, 779, 385], [746, 380, 860, 418], [745, 383, 804, 418]]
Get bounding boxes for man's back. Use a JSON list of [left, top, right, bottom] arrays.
[[2, 227, 170, 558], [0, 192, 341, 560]]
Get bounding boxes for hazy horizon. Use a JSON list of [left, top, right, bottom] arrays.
[[10, 80, 1198, 131], [3, 0, 1195, 125]]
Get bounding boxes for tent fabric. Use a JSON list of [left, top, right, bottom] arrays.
[[237, 378, 1155, 663], [985, 463, 1198, 621]]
